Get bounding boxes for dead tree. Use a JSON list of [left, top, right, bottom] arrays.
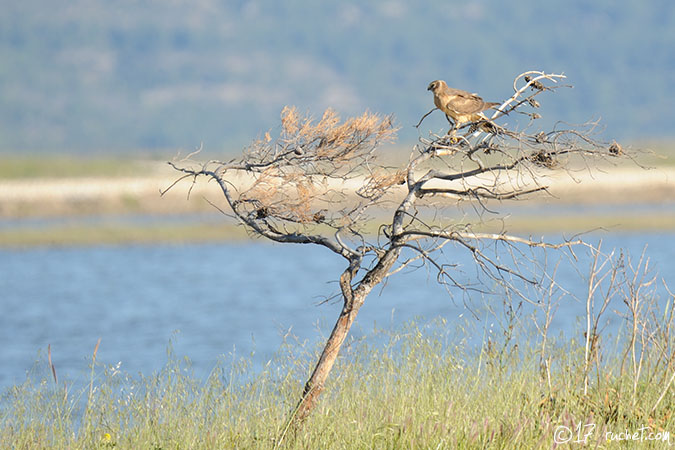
[[164, 71, 627, 429]]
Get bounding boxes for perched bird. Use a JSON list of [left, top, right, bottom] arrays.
[[427, 80, 500, 136]]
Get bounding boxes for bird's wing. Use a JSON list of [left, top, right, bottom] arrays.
[[446, 90, 490, 115]]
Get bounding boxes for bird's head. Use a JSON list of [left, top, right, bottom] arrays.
[[427, 80, 445, 92]]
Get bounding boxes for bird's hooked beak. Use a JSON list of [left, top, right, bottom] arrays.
[[427, 82, 435, 91]]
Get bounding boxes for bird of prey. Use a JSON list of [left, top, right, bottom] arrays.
[[427, 80, 500, 136]]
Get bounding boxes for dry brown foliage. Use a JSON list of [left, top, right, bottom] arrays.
[[232, 107, 397, 227], [167, 106, 396, 248]]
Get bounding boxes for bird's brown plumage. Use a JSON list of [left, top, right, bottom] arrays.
[[427, 80, 499, 132]]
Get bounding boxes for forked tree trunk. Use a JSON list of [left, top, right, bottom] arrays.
[[294, 289, 367, 422], [276, 289, 367, 447], [291, 248, 401, 425], [292, 265, 369, 423]]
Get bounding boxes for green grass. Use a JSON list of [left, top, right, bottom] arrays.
[[0, 155, 152, 179], [0, 223, 249, 247], [631, 140, 675, 167], [2, 315, 674, 449], [1, 211, 674, 248], [497, 213, 675, 233]]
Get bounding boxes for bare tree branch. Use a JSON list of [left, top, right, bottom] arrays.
[[165, 70, 633, 429]]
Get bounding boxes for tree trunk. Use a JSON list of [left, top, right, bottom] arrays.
[[293, 266, 367, 423], [290, 247, 402, 425]]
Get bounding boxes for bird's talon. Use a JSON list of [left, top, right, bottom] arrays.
[[442, 134, 460, 145]]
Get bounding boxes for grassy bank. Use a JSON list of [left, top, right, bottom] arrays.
[[0, 222, 249, 247], [2, 312, 674, 448], [1, 211, 675, 248], [0, 155, 157, 179], [1, 152, 674, 248]]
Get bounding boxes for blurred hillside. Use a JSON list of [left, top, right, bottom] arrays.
[[1, 0, 673, 154]]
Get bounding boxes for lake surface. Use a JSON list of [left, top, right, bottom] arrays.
[[1, 232, 673, 392]]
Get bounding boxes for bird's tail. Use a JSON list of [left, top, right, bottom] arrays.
[[472, 112, 504, 134], [478, 120, 503, 134]]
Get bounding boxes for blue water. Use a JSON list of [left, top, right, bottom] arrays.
[[1, 232, 673, 392]]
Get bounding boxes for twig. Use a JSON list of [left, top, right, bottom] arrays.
[[415, 108, 438, 129]]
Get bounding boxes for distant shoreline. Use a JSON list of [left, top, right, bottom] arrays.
[[0, 167, 673, 247]]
